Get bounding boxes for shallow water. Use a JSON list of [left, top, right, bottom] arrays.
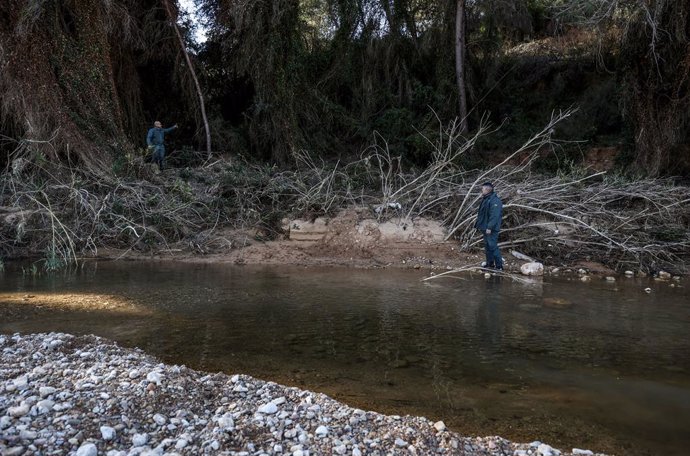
[[1, 262, 689, 455]]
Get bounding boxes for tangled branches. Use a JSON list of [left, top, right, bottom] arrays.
[[1, 110, 688, 273]]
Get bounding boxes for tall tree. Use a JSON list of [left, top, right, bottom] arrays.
[[162, 0, 212, 158], [455, 0, 468, 133]]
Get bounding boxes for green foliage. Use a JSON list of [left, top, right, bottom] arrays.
[[42, 248, 65, 272]]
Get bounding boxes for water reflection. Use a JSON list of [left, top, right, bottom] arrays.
[[1, 262, 689, 456]]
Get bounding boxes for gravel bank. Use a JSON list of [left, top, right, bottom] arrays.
[[1, 333, 605, 456]]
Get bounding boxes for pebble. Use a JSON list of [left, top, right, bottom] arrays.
[[537, 443, 560, 456], [75, 443, 97, 456], [433, 421, 446, 432], [39, 386, 56, 397], [0, 333, 609, 456], [132, 433, 148, 447], [100, 425, 116, 440], [573, 449, 594, 455], [8, 404, 30, 417], [658, 271, 671, 279], [146, 372, 162, 385], [258, 402, 278, 414]]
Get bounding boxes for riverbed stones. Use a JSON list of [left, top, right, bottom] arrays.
[[520, 262, 544, 276], [0, 333, 608, 456], [7, 404, 30, 417], [75, 443, 97, 456], [658, 271, 672, 279], [100, 425, 116, 441]]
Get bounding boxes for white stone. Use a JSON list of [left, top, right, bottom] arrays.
[[605, 276, 616, 282], [210, 440, 220, 451], [257, 403, 278, 415], [484, 273, 492, 279], [175, 439, 188, 449], [12, 376, 28, 390], [352, 447, 362, 456], [658, 271, 671, 279], [100, 426, 116, 441], [38, 386, 56, 397], [272, 396, 286, 405], [146, 372, 162, 385], [274, 444, 283, 453], [624, 270, 634, 276], [433, 421, 446, 432], [153, 414, 166, 426], [36, 400, 55, 413], [132, 433, 148, 447], [315, 425, 329, 437], [293, 451, 304, 456], [218, 413, 234, 430], [395, 438, 408, 447], [20, 430, 38, 440], [644, 287, 652, 293], [520, 262, 544, 276], [128, 370, 140, 379], [572, 450, 594, 455], [0, 416, 11, 430], [536, 443, 559, 456], [333, 445, 347, 455], [76, 443, 98, 456], [8, 403, 30, 417]]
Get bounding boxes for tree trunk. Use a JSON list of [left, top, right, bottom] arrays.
[[455, 0, 468, 133], [162, 0, 212, 158]]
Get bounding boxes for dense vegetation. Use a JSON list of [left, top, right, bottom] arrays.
[[0, 0, 688, 271]]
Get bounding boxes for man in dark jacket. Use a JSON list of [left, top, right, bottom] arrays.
[[475, 182, 503, 270], [146, 121, 177, 171]]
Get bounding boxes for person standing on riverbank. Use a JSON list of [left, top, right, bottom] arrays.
[[146, 121, 178, 171], [475, 182, 503, 270]]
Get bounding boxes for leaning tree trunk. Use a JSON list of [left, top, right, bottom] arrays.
[[162, 0, 212, 158], [455, 0, 468, 133]]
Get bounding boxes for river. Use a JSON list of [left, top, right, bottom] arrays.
[[1, 261, 688, 455]]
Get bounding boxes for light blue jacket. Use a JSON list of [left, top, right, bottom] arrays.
[[146, 126, 176, 147]]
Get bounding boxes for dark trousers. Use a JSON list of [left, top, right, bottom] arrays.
[[483, 231, 503, 269], [152, 145, 165, 170]]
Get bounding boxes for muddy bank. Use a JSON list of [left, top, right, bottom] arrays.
[[93, 208, 628, 277], [0, 333, 605, 456]]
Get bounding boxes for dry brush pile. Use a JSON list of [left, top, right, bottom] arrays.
[[1, 110, 689, 273]]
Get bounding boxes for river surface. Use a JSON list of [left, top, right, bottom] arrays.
[[1, 261, 689, 455]]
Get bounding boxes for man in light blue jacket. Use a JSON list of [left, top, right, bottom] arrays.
[[146, 121, 178, 171], [474, 182, 503, 270]]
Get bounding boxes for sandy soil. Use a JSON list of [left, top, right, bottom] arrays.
[[97, 208, 509, 272], [91, 208, 626, 280]]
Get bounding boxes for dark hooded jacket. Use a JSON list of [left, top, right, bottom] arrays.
[[475, 191, 503, 233]]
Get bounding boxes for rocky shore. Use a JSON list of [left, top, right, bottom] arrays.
[[1, 333, 604, 456]]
